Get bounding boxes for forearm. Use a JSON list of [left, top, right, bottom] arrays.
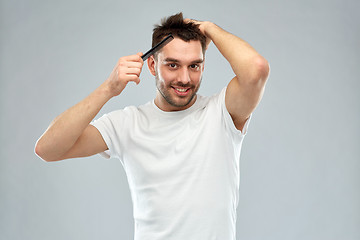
[[35, 83, 112, 161], [35, 53, 144, 161], [204, 22, 268, 81]]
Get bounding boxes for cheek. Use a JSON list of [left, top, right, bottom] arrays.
[[190, 70, 203, 83], [155, 66, 165, 84], [158, 67, 176, 83]]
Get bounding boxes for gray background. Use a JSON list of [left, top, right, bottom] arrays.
[[1, 0, 359, 239]]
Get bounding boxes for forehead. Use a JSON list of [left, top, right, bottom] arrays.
[[157, 38, 203, 62]]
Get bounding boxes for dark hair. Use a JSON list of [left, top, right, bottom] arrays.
[[152, 12, 207, 56]]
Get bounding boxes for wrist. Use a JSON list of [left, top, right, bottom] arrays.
[[96, 82, 116, 101], [203, 22, 219, 38]]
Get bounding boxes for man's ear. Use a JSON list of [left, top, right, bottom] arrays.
[[147, 55, 156, 76]]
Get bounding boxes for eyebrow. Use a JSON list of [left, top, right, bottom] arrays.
[[163, 58, 204, 64]]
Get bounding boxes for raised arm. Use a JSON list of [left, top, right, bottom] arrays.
[[187, 19, 270, 131], [35, 53, 144, 162]]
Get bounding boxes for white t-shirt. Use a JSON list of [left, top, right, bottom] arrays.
[[91, 87, 251, 240]]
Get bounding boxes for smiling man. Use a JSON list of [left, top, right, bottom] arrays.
[[35, 13, 269, 240], [151, 37, 204, 111]]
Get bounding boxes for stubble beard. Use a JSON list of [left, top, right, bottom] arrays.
[[155, 73, 202, 109]]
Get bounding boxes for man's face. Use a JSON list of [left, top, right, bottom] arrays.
[[148, 38, 205, 111]]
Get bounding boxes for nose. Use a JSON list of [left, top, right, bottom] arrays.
[[177, 67, 190, 84]]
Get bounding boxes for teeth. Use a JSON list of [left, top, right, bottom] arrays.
[[175, 88, 187, 92]]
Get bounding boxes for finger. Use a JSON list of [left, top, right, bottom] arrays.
[[184, 18, 196, 23], [126, 75, 141, 85], [184, 18, 191, 23], [129, 52, 144, 63], [120, 61, 143, 69], [117, 61, 143, 74], [184, 18, 200, 24], [125, 67, 142, 76], [122, 54, 143, 63]]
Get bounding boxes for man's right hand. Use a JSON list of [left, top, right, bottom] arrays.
[[104, 52, 144, 97], [35, 52, 145, 162]]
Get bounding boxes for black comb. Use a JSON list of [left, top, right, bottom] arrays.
[[141, 34, 174, 61]]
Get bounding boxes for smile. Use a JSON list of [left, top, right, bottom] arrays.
[[175, 88, 187, 92], [172, 86, 190, 96]]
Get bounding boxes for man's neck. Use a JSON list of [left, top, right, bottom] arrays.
[[154, 94, 197, 112]]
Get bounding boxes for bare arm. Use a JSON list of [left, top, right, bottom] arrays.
[[35, 53, 144, 162], [187, 19, 270, 131]]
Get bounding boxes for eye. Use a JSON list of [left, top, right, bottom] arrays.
[[190, 64, 200, 70], [168, 63, 177, 68]]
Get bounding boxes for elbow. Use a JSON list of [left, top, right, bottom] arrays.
[[257, 56, 270, 80], [248, 56, 270, 85], [34, 139, 58, 162], [34, 141, 49, 162]]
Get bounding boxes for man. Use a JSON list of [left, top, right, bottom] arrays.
[[35, 13, 269, 240]]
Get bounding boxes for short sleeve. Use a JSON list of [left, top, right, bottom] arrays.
[[218, 87, 252, 138], [90, 112, 122, 159]]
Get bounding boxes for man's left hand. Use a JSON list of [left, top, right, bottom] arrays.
[[184, 18, 212, 50]]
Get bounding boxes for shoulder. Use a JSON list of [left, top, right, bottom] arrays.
[[205, 87, 251, 136], [106, 101, 152, 118], [186, 89, 226, 123], [198, 87, 227, 109], [92, 102, 151, 130]]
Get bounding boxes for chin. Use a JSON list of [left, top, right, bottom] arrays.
[[170, 94, 196, 108]]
